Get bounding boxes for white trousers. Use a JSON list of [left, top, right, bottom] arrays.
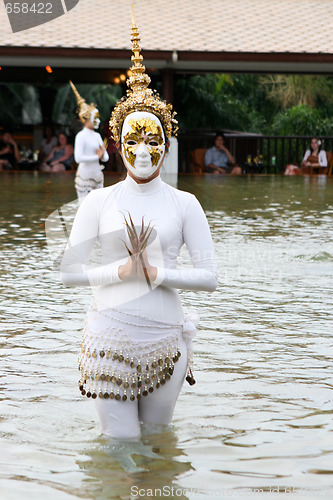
[[94, 335, 187, 439]]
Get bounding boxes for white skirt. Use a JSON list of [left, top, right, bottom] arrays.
[[78, 300, 184, 402], [75, 162, 104, 197]]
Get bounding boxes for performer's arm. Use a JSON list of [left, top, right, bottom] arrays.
[[99, 135, 109, 162], [154, 196, 218, 292], [60, 191, 122, 287]]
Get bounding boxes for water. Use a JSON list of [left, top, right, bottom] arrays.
[[0, 172, 332, 500]]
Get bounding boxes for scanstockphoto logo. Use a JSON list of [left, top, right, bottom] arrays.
[[4, 0, 80, 33]]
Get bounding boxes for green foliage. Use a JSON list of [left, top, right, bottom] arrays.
[[0, 83, 42, 125], [175, 74, 262, 132], [272, 104, 333, 136], [260, 75, 333, 109], [175, 73, 277, 133], [215, 73, 234, 94], [174, 73, 333, 135], [3, 74, 333, 137], [0, 82, 120, 128], [52, 83, 121, 126]]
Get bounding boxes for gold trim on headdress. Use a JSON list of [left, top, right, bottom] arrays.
[[69, 80, 97, 123], [109, 7, 178, 143]]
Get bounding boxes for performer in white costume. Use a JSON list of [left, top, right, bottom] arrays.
[[70, 81, 109, 198], [61, 14, 217, 439]]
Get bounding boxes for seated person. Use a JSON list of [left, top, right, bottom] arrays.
[[39, 132, 74, 172], [39, 125, 58, 160], [285, 138, 327, 175], [205, 131, 241, 175], [0, 129, 21, 170], [301, 137, 327, 174]]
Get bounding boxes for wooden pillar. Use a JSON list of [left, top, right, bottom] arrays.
[[161, 68, 174, 104]]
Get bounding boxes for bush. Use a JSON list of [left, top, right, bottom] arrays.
[[272, 104, 333, 136]]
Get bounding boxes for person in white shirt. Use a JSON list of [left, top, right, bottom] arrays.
[[70, 81, 109, 198], [61, 18, 217, 440], [285, 137, 328, 175], [300, 138, 327, 172]]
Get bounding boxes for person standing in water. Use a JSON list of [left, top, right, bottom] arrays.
[[61, 13, 217, 439], [70, 81, 109, 198]]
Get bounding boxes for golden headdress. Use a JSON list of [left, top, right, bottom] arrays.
[[109, 8, 178, 143], [69, 80, 97, 123]]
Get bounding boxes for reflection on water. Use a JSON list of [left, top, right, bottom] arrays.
[[77, 429, 192, 498], [0, 172, 332, 499]]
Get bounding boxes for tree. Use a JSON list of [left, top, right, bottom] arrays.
[[260, 75, 333, 110], [174, 74, 277, 133], [0, 83, 42, 125], [52, 83, 121, 126], [272, 104, 333, 136]]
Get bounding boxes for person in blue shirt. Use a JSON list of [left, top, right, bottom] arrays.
[[205, 131, 241, 175]]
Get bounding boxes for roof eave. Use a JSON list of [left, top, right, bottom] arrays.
[[2, 46, 333, 73]]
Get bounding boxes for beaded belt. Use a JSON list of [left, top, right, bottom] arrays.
[[78, 304, 182, 402]]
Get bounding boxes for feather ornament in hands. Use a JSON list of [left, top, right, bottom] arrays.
[[121, 211, 154, 290]]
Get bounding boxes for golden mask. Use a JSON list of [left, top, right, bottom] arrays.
[[123, 117, 164, 168]]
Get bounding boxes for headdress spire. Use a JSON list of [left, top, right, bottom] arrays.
[[69, 80, 96, 123], [128, 5, 151, 93], [109, 6, 178, 143]]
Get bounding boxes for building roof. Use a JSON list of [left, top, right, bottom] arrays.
[[1, 0, 333, 73]]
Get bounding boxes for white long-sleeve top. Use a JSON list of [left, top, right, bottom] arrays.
[[61, 175, 218, 323], [302, 149, 327, 167], [74, 127, 109, 178]]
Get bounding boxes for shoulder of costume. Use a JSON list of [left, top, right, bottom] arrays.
[[162, 180, 197, 202], [76, 129, 86, 138], [83, 181, 121, 201]]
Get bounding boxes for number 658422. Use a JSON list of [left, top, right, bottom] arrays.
[[5, 3, 53, 14]]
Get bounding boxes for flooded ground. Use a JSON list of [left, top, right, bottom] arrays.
[[0, 172, 332, 499]]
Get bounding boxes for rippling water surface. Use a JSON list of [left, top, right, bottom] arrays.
[[1, 172, 332, 500]]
